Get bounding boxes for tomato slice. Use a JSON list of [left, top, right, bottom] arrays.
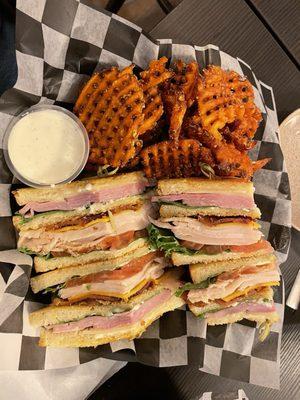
[[229, 240, 273, 253], [65, 251, 160, 287]]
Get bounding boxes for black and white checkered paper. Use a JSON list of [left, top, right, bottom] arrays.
[[0, 0, 291, 388]]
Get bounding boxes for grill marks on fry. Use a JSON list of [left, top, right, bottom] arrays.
[[163, 60, 199, 141], [141, 139, 213, 179], [74, 65, 145, 168], [138, 57, 173, 136], [197, 66, 261, 150], [74, 60, 265, 180]]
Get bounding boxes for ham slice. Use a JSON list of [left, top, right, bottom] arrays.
[[59, 255, 166, 301], [188, 262, 279, 304], [150, 217, 262, 246], [47, 289, 171, 333], [152, 193, 255, 209], [206, 301, 276, 319], [19, 181, 147, 215], [18, 205, 151, 255]]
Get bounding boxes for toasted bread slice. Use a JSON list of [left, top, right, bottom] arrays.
[[171, 246, 273, 266], [157, 178, 254, 196], [189, 254, 276, 283]]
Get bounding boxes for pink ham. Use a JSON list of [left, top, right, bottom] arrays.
[[150, 217, 262, 246], [47, 289, 171, 333], [19, 181, 147, 215], [207, 301, 276, 319], [152, 193, 255, 209]]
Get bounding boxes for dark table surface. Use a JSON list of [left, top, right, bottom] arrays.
[[93, 1, 300, 399]]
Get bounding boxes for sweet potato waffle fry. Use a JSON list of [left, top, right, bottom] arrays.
[[74, 65, 144, 168], [139, 57, 173, 136], [197, 65, 261, 147], [163, 60, 199, 140], [73, 58, 267, 180], [140, 139, 215, 179]]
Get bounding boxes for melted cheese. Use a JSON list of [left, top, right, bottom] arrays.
[[222, 281, 280, 302], [68, 279, 154, 302], [55, 216, 110, 232]]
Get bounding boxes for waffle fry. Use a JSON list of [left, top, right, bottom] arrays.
[[140, 139, 215, 179], [163, 88, 187, 141], [222, 105, 262, 150], [74, 65, 145, 168], [172, 60, 199, 107], [139, 57, 173, 136], [163, 60, 199, 140], [183, 115, 267, 180], [197, 65, 261, 145]]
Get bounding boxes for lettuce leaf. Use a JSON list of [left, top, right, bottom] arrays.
[[147, 224, 194, 258], [175, 276, 217, 297], [18, 247, 38, 256], [43, 282, 65, 294], [18, 247, 51, 259], [157, 200, 212, 209], [17, 210, 65, 225]]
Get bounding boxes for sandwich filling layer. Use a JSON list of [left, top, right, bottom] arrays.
[[45, 289, 172, 333], [19, 181, 148, 216], [149, 216, 262, 246], [152, 193, 255, 209], [187, 262, 280, 304], [58, 252, 166, 302], [19, 205, 151, 255]]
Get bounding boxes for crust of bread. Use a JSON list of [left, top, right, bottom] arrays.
[[34, 238, 149, 273], [30, 245, 152, 293], [14, 194, 149, 232], [189, 254, 276, 283], [13, 172, 147, 205], [157, 178, 253, 196], [38, 295, 185, 347], [29, 285, 164, 327], [171, 248, 273, 266], [159, 204, 260, 219]]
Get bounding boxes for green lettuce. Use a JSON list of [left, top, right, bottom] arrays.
[[157, 200, 212, 209], [147, 224, 195, 258], [43, 282, 66, 295], [147, 224, 231, 258], [175, 276, 217, 297], [18, 247, 51, 259], [18, 247, 38, 256]]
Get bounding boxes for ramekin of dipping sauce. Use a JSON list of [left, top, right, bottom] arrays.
[[3, 105, 89, 187]]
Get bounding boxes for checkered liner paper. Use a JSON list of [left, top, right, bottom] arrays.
[[0, 0, 291, 389]]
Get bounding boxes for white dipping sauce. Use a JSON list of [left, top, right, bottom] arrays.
[[8, 109, 86, 185]]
